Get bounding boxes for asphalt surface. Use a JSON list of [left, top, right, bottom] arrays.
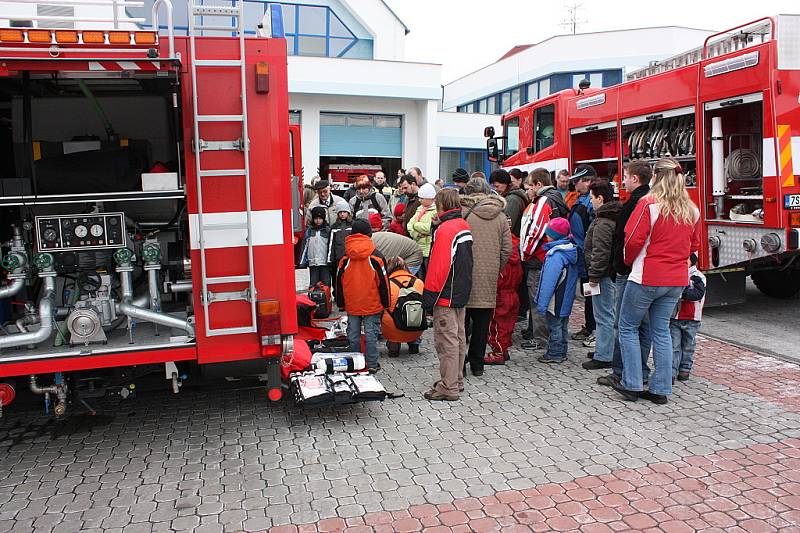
[[702, 279, 800, 364]]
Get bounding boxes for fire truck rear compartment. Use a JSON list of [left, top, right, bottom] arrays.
[[0, 72, 196, 369]]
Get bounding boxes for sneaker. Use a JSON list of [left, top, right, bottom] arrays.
[[483, 353, 506, 365], [423, 389, 459, 401], [521, 339, 543, 350], [582, 359, 612, 370], [521, 329, 533, 340], [537, 356, 565, 364], [640, 391, 668, 405], [582, 334, 596, 348], [610, 375, 639, 402], [571, 327, 591, 341], [408, 344, 420, 355], [677, 371, 690, 381]]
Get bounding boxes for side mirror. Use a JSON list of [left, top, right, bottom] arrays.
[[487, 138, 500, 163], [484, 126, 495, 138]]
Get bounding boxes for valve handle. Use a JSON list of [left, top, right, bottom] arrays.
[[141, 244, 161, 263], [32, 253, 54, 270], [113, 247, 134, 265], [0, 254, 21, 271]]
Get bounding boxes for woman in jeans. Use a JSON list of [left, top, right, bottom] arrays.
[[612, 158, 700, 405]]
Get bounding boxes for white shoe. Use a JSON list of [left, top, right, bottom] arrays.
[[582, 334, 596, 348]]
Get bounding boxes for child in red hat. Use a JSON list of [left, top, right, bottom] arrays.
[[388, 204, 408, 236]]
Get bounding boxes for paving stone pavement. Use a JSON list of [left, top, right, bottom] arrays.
[[0, 301, 798, 532]]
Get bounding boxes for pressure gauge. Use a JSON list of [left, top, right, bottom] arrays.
[[74, 225, 88, 238], [43, 228, 58, 242], [90, 224, 104, 237]]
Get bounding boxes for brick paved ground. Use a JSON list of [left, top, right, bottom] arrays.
[[0, 302, 799, 532]]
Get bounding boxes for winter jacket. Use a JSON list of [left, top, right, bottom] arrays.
[[461, 194, 512, 308], [306, 195, 350, 226], [584, 201, 622, 281], [624, 196, 701, 287], [502, 186, 530, 237], [401, 194, 421, 230], [350, 189, 392, 229], [536, 238, 580, 318], [568, 192, 593, 275], [407, 203, 437, 257], [299, 224, 330, 267], [381, 269, 425, 344], [375, 184, 395, 205], [613, 185, 649, 276], [327, 219, 352, 267], [387, 218, 408, 236], [422, 209, 473, 310], [371, 231, 423, 268], [675, 266, 706, 321], [335, 233, 389, 316], [519, 185, 569, 264]]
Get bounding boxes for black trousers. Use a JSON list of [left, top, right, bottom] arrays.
[[581, 276, 596, 332], [465, 307, 492, 371], [517, 269, 529, 319]]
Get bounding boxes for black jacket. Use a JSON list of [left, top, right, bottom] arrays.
[[612, 185, 650, 276]]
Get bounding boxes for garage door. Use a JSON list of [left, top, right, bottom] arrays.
[[319, 113, 402, 157]]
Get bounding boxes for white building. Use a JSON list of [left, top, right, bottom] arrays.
[[0, 1, 720, 184]]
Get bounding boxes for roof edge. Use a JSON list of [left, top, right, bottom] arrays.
[[380, 0, 410, 35]]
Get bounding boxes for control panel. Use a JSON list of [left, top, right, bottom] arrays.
[[36, 213, 126, 252]]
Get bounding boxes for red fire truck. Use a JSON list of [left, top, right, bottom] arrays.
[[0, 0, 302, 414], [326, 163, 383, 193], [486, 16, 800, 305]]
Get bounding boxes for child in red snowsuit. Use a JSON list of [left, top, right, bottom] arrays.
[[485, 235, 523, 364]]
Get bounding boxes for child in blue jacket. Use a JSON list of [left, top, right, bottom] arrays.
[[536, 217, 580, 363]]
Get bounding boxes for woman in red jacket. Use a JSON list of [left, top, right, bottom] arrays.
[[612, 158, 700, 405]]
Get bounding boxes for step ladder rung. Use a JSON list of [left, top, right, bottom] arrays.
[[199, 169, 246, 177], [206, 326, 255, 337], [194, 59, 243, 67], [193, 25, 240, 33], [192, 5, 240, 16], [196, 114, 243, 123], [202, 222, 248, 231], [207, 275, 251, 284]]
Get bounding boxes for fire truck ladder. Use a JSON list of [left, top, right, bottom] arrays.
[[188, 2, 257, 337]]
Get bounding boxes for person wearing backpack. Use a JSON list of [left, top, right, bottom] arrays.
[[381, 256, 426, 357], [349, 175, 392, 230]]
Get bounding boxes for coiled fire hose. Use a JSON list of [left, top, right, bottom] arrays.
[[725, 149, 760, 180]]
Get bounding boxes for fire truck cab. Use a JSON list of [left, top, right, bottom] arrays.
[[487, 16, 800, 305], [0, 0, 301, 414]]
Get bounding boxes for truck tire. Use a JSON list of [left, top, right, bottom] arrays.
[[752, 270, 800, 299]]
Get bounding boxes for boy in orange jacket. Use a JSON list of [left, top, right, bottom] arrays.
[[335, 218, 390, 372]]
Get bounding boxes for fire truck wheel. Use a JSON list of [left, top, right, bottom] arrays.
[[752, 269, 800, 299]]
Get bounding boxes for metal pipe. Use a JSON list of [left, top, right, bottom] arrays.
[[0, 277, 55, 349], [116, 269, 193, 337], [29, 375, 58, 396], [166, 280, 193, 294], [117, 301, 194, 337], [151, 0, 176, 59], [0, 278, 25, 300]]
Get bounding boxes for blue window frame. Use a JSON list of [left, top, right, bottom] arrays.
[[275, 2, 359, 57], [440, 148, 493, 182]]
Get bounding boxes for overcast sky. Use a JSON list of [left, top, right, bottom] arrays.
[[385, 1, 800, 83]]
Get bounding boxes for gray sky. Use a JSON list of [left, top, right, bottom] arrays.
[[385, 1, 800, 83]]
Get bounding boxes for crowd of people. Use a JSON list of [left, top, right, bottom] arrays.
[[301, 159, 704, 404]]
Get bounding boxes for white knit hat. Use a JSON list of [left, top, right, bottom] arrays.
[[418, 183, 436, 199]]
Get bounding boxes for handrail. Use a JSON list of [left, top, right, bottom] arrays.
[[151, 0, 176, 59], [702, 17, 775, 60]]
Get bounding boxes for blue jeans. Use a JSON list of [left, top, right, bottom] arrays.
[[611, 276, 651, 380], [619, 282, 683, 396], [347, 313, 382, 369], [544, 312, 569, 361], [591, 277, 616, 362], [671, 319, 700, 377]]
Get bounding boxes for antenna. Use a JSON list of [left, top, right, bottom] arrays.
[[560, 2, 586, 35]]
